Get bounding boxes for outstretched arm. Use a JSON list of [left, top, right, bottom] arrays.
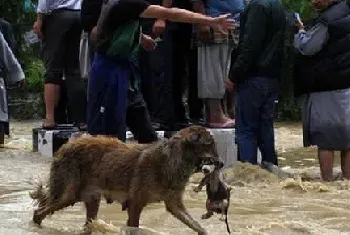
[[141, 5, 233, 34]]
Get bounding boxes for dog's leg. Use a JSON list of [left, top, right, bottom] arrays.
[[83, 192, 101, 234], [126, 202, 144, 228], [202, 200, 213, 219], [165, 197, 207, 235], [201, 211, 214, 220], [33, 186, 77, 225], [33, 199, 76, 225]]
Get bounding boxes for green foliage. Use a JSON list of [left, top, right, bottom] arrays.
[[282, 0, 315, 20], [1, 0, 44, 92], [275, 0, 316, 121], [21, 48, 44, 93]]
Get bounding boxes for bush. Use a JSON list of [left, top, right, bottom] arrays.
[[21, 47, 44, 93]]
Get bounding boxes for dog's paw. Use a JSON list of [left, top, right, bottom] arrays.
[[82, 223, 92, 235], [32, 210, 44, 226], [201, 212, 213, 220], [219, 215, 227, 221]]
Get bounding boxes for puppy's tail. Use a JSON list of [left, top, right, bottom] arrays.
[[29, 182, 48, 208], [225, 215, 231, 234]]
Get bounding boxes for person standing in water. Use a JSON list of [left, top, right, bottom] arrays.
[[294, 0, 350, 181]]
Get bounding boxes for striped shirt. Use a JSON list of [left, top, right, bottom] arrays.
[[37, 0, 81, 14]]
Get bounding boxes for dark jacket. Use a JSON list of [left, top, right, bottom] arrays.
[[294, 1, 350, 97], [81, 0, 103, 33], [230, 0, 286, 83]]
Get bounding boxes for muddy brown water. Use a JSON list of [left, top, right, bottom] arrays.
[[0, 120, 350, 235]]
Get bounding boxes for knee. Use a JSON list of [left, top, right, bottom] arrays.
[[44, 73, 63, 85]]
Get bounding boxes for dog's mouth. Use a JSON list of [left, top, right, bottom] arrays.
[[201, 164, 215, 175]]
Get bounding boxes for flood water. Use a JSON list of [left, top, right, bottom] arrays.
[[1, 120, 350, 235]]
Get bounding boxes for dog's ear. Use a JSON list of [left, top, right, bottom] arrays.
[[219, 160, 224, 169], [215, 159, 224, 169], [184, 133, 200, 145]]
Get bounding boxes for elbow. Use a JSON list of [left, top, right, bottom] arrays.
[[297, 45, 318, 56]]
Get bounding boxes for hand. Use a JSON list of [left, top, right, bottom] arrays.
[[33, 19, 43, 39], [141, 34, 156, 51], [197, 25, 212, 44], [152, 19, 166, 37], [90, 26, 98, 41], [17, 79, 26, 89], [226, 79, 235, 92], [210, 13, 235, 35], [295, 20, 304, 30]]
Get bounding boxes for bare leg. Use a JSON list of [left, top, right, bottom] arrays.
[[205, 99, 234, 128], [44, 83, 60, 127], [165, 197, 207, 235], [318, 149, 334, 181], [341, 150, 350, 180], [225, 91, 235, 119]]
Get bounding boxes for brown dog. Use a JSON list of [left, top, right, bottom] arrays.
[[30, 125, 222, 235]]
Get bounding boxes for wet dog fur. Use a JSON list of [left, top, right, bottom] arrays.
[[30, 125, 221, 235], [194, 161, 232, 234]]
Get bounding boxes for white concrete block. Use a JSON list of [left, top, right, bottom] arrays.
[[207, 128, 261, 168]]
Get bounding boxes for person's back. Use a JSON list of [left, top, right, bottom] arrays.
[[228, 0, 286, 166], [236, 0, 285, 79], [294, 0, 350, 96]]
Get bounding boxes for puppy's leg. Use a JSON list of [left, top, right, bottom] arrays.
[[219, 200, 228, 222], [194, 176, 208, 193], [165, 196, 208, 235], [202, 200, 213, 220]]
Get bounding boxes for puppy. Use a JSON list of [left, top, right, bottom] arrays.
[[194, 159, 232, 234]]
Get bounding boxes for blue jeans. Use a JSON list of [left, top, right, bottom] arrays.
[[235, 77, 279, 165]]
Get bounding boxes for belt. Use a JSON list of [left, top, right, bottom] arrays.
[[49, 7, 80, 15]]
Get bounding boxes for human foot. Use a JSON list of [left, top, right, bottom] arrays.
[[42, 120, 56, 130]]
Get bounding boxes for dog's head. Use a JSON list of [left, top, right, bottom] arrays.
[[201, 157, 224, 175], [171, 125, 223, 172]]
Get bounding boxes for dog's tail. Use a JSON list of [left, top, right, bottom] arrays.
[[30, 144, 81, 207]]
